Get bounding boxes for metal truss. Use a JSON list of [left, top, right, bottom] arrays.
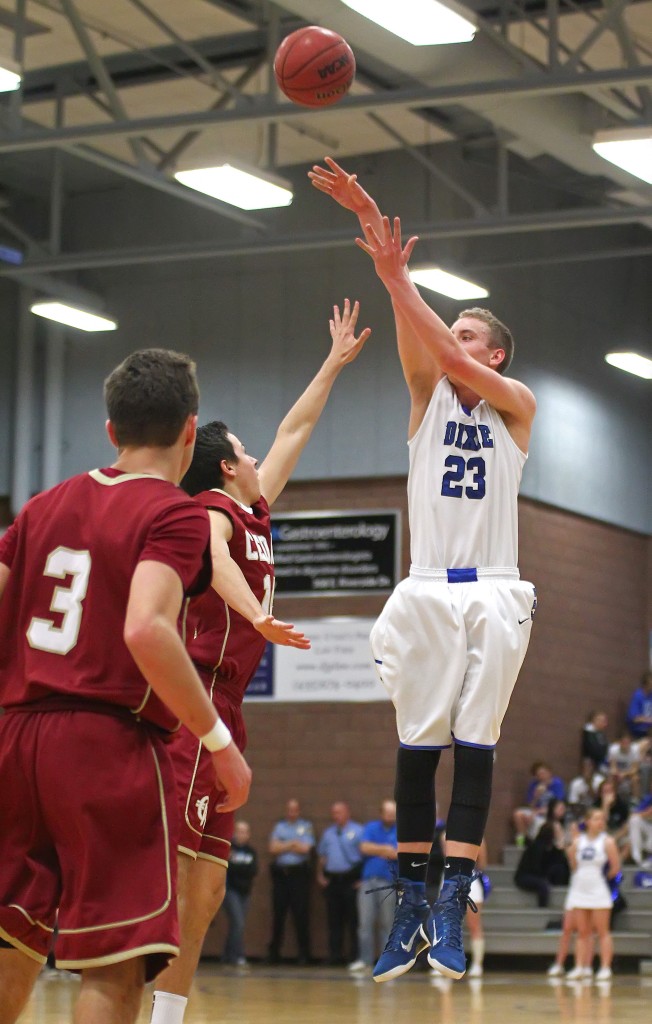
[[0, 0, 651, 281]]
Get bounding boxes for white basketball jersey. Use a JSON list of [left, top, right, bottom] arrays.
[[407, 377, 526, 570]]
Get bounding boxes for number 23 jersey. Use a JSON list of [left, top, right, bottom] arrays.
[[185, 489, 273, 703], [408, 377, 527, 570]]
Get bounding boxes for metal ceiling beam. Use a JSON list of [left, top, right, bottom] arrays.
[[59, 144, 266, 229], [470, 240, 652, 269], [563, 0, 631, 73], [20, 31, 273, 101], [3, 203, 652, 275], [126, 0, 248, 101], [59, 0, 150, 167], [4, 64, 652, 155], [365, 112, 490, 217]]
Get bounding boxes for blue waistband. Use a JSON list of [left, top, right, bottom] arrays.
[[447, 568, 478, 583]]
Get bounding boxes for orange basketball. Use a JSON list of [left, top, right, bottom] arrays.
[[274, 26, 355, 108]]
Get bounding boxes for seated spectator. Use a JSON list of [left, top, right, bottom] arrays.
[[626, 672, 652, 741], [513, 762, 566, 845], [548, 798, 574, 854], [628, 793, 652, 867], [514, 815, 569, 908], [608, 732, 641, 803], [567, 758, 604, 819], [636, 737, 652, 799], [581, 710, 609, 772], [595, 778, 630, 861]]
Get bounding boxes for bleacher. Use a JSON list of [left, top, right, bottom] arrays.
[[479, 845, 652, 958]]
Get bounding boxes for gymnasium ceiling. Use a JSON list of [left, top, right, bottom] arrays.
[[1, 0, 652, 296]]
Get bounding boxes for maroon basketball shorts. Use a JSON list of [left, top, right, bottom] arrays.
[[170, 668, 247, 866], [0, 709, 179, 981]]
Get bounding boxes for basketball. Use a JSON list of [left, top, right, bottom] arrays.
[[274, 26, 355, 108]]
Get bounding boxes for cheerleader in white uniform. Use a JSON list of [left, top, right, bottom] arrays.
[[564, 808, 620, 982]]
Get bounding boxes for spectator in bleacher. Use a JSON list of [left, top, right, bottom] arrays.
[[607, 732, 641, 803], [628, 793, 652, 868], [581, 710, 609, 773], [637, 737, 652, 799], [567, 759, 604, 819], [513, 762, 565, 845], [595, 778, 630, 861], [626, 671, 652, 741], [514, 804, 569, 908]]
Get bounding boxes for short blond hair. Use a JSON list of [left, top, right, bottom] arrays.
[[456, 307, 514, 374]]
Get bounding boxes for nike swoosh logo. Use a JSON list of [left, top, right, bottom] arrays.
[[400, 925, 422, 952], [411, 861, 427, 868], [518, 617, 530, 625]]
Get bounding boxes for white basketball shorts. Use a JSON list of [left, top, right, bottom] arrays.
[[370, 568, 536, 749]]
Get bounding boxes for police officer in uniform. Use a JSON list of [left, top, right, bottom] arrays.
[[268, 799, 315, 964], [317, 802, 363, 965]]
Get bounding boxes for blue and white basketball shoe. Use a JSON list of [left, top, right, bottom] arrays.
[[372, 879, 430, 983], [420, 873, 478, 979]]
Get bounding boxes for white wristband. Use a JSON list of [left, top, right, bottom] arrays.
[[200, 718, 232, 752]]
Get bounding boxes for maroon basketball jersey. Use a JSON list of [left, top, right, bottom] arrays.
[[0, 468, 211, 729], [186, 489, 273, 703]]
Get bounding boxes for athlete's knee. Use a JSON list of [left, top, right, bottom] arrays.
[[447, 744, 494, 845], [395, 746, 440, 842]]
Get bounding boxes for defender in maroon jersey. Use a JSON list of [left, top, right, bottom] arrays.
[[151, 301, 370, 1024], [0, 349, 252, 1024]]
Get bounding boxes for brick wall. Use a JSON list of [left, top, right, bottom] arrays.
[[203, 477, 651, 960]]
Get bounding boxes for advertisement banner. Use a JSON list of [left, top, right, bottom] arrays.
[[245, 617, 389, 703], [271, 510, 400, 597]]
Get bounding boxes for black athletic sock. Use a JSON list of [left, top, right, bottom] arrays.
[[444, 856, 475, 880], [398, 852, 428, 884]]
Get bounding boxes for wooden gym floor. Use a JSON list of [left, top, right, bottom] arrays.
[[22, 963, 652, 1024]]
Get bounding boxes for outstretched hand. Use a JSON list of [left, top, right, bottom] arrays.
[[328, 297, 372, 365], [308, 156, 375, 216], [253, 613, 311, 649], [356, 216, 418, 283]]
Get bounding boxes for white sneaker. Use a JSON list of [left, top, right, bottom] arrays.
[[547, 963, 564, 977], [348, 960, 369, 973], [595, 967, 612, 982], [467, 962, 483, 978], [565, 966, 585, 981]]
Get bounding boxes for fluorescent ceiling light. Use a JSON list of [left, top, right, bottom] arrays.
[[0, 63, 21, 92], [409, 267, 489, 300], [174, 164, 293, 210], [605, 351, 652, 380], [31, 301, 117, 332], [592, 127, 652, 185], [340, 0, 476, 45]]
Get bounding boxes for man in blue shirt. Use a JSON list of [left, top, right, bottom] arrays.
[[348, 800, 397, 974], [317, 802, 364, 965], [267, 799, 315, 964], [627, 673, 652, 740]]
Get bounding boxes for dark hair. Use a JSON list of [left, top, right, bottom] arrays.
[[546, 797, 565, 822], [104, 348, 199, 448], [181, 420, 237, 495], [456, 307, 514, 374]]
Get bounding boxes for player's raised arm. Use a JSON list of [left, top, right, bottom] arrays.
[[257, 297, 371, 505], [310, 157, 440, 433], [207, 510, 310, 649], [124, 559, 252, 812], [357, 216, 536, 448]]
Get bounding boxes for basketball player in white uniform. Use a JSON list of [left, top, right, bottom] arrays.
[[310, 159, 536, 982]]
